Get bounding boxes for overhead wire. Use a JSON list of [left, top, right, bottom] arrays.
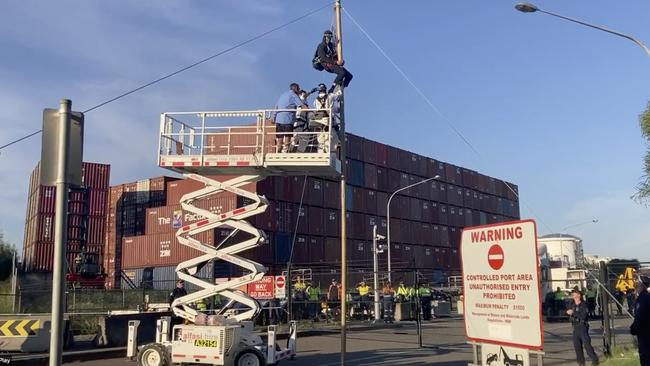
[[342, 6, 554, 234], [0, 2, 334, 154]]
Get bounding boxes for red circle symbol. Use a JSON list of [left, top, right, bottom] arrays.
[[276, 276, 285, 288], [488, 244, 504, 270]]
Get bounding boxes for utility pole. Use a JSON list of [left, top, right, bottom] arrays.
[[334, 0, 347, 364], [11, 251, 17, 313], [372, 225, 384, 322], [50, 99, 72, 366]]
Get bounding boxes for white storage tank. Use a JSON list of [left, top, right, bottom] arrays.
[[537, 234, 584, 269]]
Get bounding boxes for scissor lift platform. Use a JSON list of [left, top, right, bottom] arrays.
[[158, 109, 342, 177]]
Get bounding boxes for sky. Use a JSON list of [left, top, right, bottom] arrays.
[[1, 0, 649, 260]]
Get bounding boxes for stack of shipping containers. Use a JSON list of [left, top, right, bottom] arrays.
[[116, 133, 520, 288], [22, 162, 110, 273], [103, 176, 179, 289]]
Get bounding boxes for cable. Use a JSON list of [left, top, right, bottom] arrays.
[[343, 7, 554, 234], [286, 175, 309, 321], [0, 2, 334, 153]]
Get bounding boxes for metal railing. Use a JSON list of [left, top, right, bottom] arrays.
[[158, 108, 337, 161]]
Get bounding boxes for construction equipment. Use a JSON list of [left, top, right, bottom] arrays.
[[615, 267, 636, 292], [65, 187, 106, 289], [129, 107, 340, 366]]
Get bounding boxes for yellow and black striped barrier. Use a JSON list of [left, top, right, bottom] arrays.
[[0, 319, 40, 337]]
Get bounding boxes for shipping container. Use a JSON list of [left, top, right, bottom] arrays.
[[364, 164, 378, 190], [121, 265, 214, 291], [322, 179, 340, 209], [121, 231, 215, 269], [376, 142, 388, 167], [363, 138, 377, 165], [346, 134, 364, 161]]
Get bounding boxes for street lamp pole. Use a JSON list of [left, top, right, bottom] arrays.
[[561, 219, 599, 233], [515, 2, 650, 57], [386, 175, 440, 283]]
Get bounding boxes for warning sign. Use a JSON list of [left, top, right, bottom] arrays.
[[461, 220, 542, 349], [275, 276, 286, 299], [247, 276, 275, 300]]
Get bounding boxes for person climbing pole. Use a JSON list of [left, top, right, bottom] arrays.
[[313, 30, 352, 93]]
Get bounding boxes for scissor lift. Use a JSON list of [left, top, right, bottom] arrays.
[[132, 108, 341, 366]]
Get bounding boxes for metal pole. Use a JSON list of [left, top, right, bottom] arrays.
[[372, 225, 380, 321], [11, 251, 16, 313], [334, 1, 346, 364], [599, 261, 611, 356], [386, 196, 392, 284], [49, 99, 71, 366], [415, 270, 422, 348]]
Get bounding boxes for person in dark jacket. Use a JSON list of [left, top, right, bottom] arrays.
[[314, 30, 353, 93], [631, 275, 650, 366], [169, 280, 187, 305], [567, 289, 599, 366]]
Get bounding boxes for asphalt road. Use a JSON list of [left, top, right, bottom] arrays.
[[58, 316, 636, 365]]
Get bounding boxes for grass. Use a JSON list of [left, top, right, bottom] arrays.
[[0, 280, 15, 313], [601, 346, 640, 366]]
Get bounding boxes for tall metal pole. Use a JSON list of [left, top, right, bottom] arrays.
[[49, 99, 71, 366], [599, 261, 611, 356], [334, 1, 347, 364], [372, 225, 380, 321], [11, 251, 17, 313]]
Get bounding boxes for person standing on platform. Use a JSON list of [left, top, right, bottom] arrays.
[[567, 289, 599, 366], [272, 83, 307, 153]]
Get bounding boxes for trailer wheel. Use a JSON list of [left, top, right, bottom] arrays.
[[138, 343, 170, 366], [235, 348, 266, 366]]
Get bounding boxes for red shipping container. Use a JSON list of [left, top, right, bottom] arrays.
[[363, 138, 377, 165], [376, 167, 388, 192], [440, 226, 450, 247], [432, 225, 441, 245], [438, 204, 448, 225], [121, 231, 214, 269], [81, 162, 111, 190], [387, 146, 401, 168], [349, 240, 370, 263], [308, 206, 324, 236], [324, 209, 339, 237], [323, 237, 341, 263], [308, 236, 325, 263], [376, 191, 388, 217], [365, 190, 377, 214], [295, 204, 309, 235], [322, 180, 340, 209], [304, 178, 324, 207], [438, 183, 447, 204], [398, 195, 409, 220], [364, 164, 378, 190], [409, 198, 421, 221], [352, 187, 366, 213], [416, 155, 428, 177], [430, 202, 440, 223], [255, 200, 279, 230], [389, 217, 401, 243], [427, 159, 446, 181], [346, 134, 364, 161], [292, 235, 310, 263], [376, 143, 388, 167], [387, 169, 401, 192], [429, 181, 440, 202]]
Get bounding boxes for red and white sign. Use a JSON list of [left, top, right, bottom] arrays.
[[247, 276, 275, 300], [275, 276, 286, 299], [461, 220, 543, 350]]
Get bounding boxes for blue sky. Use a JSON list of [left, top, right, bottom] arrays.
[[1, 1, 649, 260]]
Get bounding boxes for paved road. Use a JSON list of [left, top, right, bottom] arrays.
[[63, 316, 635, 365]]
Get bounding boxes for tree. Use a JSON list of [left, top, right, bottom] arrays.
[[0, 232, 16, 281], [633, 101, 650, 204]]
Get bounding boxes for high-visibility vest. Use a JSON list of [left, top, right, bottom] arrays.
[[418, 287, 431, 297], [357, 285, 370, 296], [554, 291, 566, 300], [397, 286, 409, 297], [307, 286, 321, 301]]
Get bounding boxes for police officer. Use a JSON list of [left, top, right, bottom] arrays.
[[169, 280, 187, 305], [630, 275, 650, 366], [567, 288, 599, 366]]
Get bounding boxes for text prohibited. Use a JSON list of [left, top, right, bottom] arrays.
[[461, 220, 543, 349]]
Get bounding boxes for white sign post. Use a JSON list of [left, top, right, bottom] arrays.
[[461, 220, 543, 352]]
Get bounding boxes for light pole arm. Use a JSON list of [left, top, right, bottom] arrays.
[[538, 9, 650, 57]]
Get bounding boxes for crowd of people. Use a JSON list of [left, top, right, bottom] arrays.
[[286, 277, 450, 323]]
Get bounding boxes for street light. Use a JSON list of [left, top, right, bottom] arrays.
[[386, 175, 440, 283], [562, 219, 599, 232], [514, 2, 650, 57]]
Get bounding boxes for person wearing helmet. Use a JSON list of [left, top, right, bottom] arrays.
[[313, 30, 353, 93], [631, 275, 650, 365]]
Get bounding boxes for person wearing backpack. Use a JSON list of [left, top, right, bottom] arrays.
[[313, 30, 352, 93]]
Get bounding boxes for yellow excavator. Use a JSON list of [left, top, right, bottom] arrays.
[[615, 267, 636, 292]]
